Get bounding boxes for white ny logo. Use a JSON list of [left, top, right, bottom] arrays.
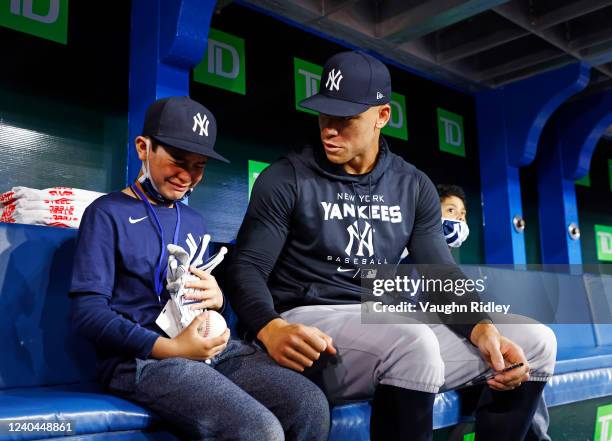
[[326, 68, 343, 91], [345, 221, 374, 257], [192, 113, 209, 137]]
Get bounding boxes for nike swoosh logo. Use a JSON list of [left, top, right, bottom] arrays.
[[129, 216, 148, 224], [337, 267, 354, 272]]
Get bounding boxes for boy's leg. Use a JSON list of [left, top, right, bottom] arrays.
[[108, 352, 284, 441], [215, 344, 330, 441]]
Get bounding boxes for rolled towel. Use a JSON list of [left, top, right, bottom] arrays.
[[7, 198, 89, 213], [1, 186, 104, 205], [0, 209, 82, 228]]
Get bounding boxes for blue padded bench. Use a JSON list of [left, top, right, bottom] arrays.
[[1, 223, 611, 440]]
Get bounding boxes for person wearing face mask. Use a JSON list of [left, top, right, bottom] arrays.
[[227, 50, 557, 441], [69, 96, 330, 441], [438, 184, 470, 249]]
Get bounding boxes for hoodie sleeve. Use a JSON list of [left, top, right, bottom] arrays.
[[70, 204, 160, 359], [407, 170, 490, 340], [227, 159, 297, 335]]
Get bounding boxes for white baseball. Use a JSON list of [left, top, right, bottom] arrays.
[[198, 310, 227, 338]]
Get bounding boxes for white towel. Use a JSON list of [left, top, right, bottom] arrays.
[[0, 186, 102, 228], [0, 209, 82, 228], [1, 186, 104, 205]]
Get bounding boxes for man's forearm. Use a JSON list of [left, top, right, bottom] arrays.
[[226, 261, 281, 335]]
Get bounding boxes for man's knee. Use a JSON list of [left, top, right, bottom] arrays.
[[400, 324, 443, 366], [522, 324, 557, 376], [379, 324, 445, 391]]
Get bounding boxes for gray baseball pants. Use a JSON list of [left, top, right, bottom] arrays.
[[281, 304, 557, 403]]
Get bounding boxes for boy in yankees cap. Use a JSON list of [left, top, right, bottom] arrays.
[[70, 96, 330, 441], [228, 51, 557, 440]]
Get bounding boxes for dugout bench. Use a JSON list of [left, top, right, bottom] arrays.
[[0, 223, 611, 440]]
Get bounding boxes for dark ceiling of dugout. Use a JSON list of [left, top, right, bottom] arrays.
[[223, 0, 612, 135]]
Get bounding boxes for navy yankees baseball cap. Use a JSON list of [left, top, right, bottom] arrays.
[[300, 51, 391, 117], [143, 96, 229, 163]]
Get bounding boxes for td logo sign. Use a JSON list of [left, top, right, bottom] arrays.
[[1, 0, 68, 44], [594, 404, 612, 441], [384, 92, 408, 141], [194, 28, 246, 95], [437, 108, 465, 157], [293, 57, 408, 141], [595, 225, 612, 262], [294, 57, 323, 116]]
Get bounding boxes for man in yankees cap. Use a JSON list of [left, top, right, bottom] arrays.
[[70, 96, 330, 441], [228, 51, 556, 440]]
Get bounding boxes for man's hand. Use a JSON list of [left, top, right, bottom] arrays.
[[152, 312, 230, 360], [257, 318, 337, 372], [470, 322, 530, 391], [183, 266, 224, 311]]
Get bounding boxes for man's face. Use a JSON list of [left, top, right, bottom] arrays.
[[137, 137, 207, 200], [441, 195, 466, 222], [318, 105, 390, 173]]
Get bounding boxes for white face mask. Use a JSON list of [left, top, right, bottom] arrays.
[[441, 218, 470, 248], [137, 143, 192, 204]]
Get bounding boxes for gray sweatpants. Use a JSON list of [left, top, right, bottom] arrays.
[[281, 304, 557, 403], [108, 340, 330, 441]]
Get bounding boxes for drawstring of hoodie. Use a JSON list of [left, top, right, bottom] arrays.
[[350, 175, 375, 257]]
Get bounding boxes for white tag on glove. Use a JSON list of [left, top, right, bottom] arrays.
[[155, 299, 183, 338]]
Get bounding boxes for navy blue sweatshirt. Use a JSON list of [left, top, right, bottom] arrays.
[[69, 191, 211, 386], [227, 138, 489, 339]]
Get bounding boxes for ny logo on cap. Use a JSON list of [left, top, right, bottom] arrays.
[[326, 68, 343, 92], [192, 112, 209, 137]]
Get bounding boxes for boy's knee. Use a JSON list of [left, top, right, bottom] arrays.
[[191, 408, 284, 441], [242, 410, 285, 441], [287, 382, 330, 439]]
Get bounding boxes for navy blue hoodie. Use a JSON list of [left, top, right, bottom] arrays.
[[228, 138, 488, 339]]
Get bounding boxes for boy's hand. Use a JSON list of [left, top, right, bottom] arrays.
[[183, 266, 224, 311], [152, 312, 229, 360]]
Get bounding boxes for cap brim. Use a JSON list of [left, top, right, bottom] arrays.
[[299, 94, 370, 117], [151, 136, 230, 163]]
